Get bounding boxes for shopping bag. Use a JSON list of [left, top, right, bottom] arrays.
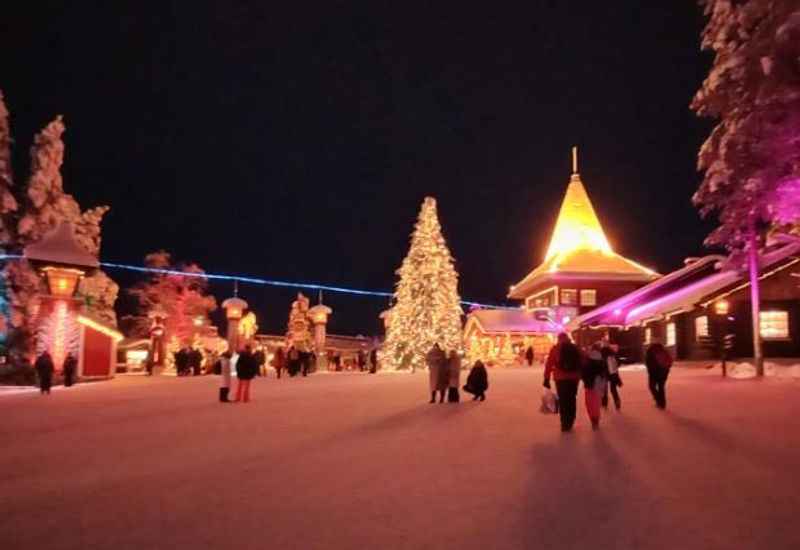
[[540, 389, 559, 414]]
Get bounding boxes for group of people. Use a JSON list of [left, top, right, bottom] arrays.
[[33, 350, 78, 394], [217, 344, 261, 403], [543, 333, 672, 432], [425, 344, 489, 403], [173, 346, 205, 377]]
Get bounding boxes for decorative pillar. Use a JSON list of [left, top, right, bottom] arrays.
[[308, 302, 332, 370], [222, 296, 248, 352], [148, 306, 168, 368], [23, 223, 98, 373]]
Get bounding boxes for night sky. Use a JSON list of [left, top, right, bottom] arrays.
[[3, 2, 717, 336]]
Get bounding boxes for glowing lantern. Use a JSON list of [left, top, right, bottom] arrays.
[[222, 294, 248, 351], [714, 300, 730, 316]]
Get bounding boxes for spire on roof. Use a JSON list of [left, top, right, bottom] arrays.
[[544, 149, 613, 261]]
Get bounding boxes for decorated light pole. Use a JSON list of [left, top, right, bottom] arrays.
[[222, 294, 248, 353], [24, 223, 98, 372], [147, 305, 168, 370], [308, 299, 332, 370]]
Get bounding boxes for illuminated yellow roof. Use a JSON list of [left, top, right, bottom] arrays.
[[509, 156, 658, 299]]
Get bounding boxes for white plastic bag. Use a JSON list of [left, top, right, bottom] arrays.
[[540, 388, 559, 414]]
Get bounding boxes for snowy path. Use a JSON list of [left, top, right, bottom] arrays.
[[1, 368, 799, 550]]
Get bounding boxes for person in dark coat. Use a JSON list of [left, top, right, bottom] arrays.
[[525, 346, 534, 367], [254, 348, 266, 376], [357, 350, 366, 372], [62, 352, 77, 387], [645, 340, 673, 409], [234, 345, 257, 403], [463, 360, 489, 401], [543, 333, 583, 432], [300, 350, 312, 377], [272, 347, 286, 379], [601, 342, 622, 410], [189, 348, 203, 376], [287, 346, 301, 377], [174, 347, 189, 376], [35, 351, 55, 395], [369, 348, 378, 374]]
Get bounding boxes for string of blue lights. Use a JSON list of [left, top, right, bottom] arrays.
[[0, 254, 515, 310]]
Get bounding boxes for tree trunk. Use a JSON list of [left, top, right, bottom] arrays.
[[747, 231, 764, 377]]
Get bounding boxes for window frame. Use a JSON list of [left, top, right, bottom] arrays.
[[759, 310, 790, 341], [695, 316, 709, 341], [666, 322, 676, 347], [560, 288, 578, 306], [579, 289, 597, 307]]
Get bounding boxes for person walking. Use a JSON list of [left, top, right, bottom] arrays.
[[543, 333, 583, 432], [272, 347, 286, 379], [525, 346, 534, 367], [234, 345, 257, 403], [254, 347, 266, 377], [219, 351, 232, 402], [35, 351, 55, 395], [357, 350, 366, 372], [426, 344, 447, 404], [601, 342, 622, 410], [369, 348, 378, 374], [190, 347, 203, 376], [645, 340, 673, 409], [583, 343, 606, 430], [62, 352, 77, 387], [287, 346, 300, 377], [447, 350, 461, 403], [464, 359, 488, 401]]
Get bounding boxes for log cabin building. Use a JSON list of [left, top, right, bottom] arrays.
[[573, 240, 800, 362]]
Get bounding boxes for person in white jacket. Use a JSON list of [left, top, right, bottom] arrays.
[[219, 351, 233, 403], [601, 342, 622, 410]]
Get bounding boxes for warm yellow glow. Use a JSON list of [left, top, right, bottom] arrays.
[[77, 315, 124, 343], [544, 174, 613, 261], [226, 307, 242, 320], [238, 312, 258, 339], [714, 299, 730, 316], [42, 266, 84, 298]]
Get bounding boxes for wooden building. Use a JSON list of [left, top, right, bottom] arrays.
[[573, 241, 800, 362]]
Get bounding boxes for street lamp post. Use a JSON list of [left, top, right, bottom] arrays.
[[308, 302, 332, 370]]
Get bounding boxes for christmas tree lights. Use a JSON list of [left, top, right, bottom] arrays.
[[382, 197, 463, 370]]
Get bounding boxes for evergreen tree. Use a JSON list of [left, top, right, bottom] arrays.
[[0, 91, 18, 244], [383, 197, 463, 371], [692, 0, 800, 376]]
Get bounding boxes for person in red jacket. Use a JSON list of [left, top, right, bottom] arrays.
[[544, 333, 583, 432]]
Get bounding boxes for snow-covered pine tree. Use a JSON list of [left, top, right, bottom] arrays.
[[125, 251, 217, 346], [383, 197, 463, 371], [692, 0, 800, 376], [0, 91, 18, 244]]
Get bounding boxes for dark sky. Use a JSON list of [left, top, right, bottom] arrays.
[[3, 2, 717, 336]]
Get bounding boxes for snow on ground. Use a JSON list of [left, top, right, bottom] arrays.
[[2, 367, 799, 550], [727, 361, 800, 379]]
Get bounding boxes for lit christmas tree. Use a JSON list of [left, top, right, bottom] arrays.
[[383, 197, 463, 370]]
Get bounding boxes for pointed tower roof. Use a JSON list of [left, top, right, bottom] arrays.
[[509, 148, 659, 299]]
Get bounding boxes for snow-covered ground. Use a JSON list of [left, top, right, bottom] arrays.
[[2, 367, 799, 550]]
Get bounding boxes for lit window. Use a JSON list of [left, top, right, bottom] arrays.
[[695, 316, 709, 340], [644, 327, 652, 345], [760, 311, 789, 340], [561, 289, 578, 305], [666, 322, 676, 347], [579, 289, 597, 306]]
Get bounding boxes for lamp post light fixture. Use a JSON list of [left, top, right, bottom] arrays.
[[23, 223, 99, 371], [714, 299, 730, 316], [222, 296, 248, 352]]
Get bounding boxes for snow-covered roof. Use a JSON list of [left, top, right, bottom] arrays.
[[467, 308, 561, 334], [573, 254, 725, 328], [573, 242, 800, 328], [509, 172, 658, 299], [23, 222, 98, 269]]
